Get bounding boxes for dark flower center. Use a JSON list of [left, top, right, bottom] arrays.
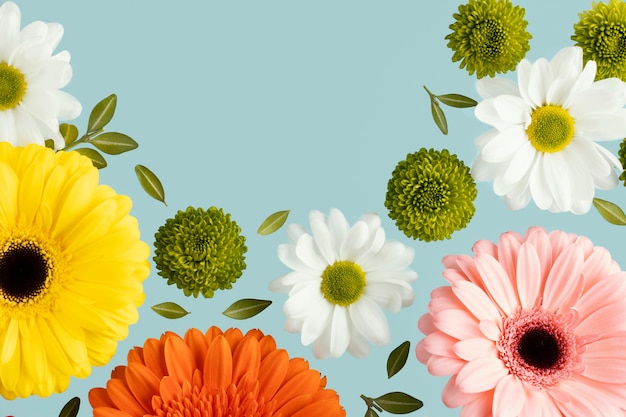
[[517, 327, 560, 369], [0, 241, 50, 303]]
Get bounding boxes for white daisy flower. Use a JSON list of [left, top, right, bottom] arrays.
[[270, 208, 417, 359], [0, 1, 81, 148], [472, 46, 626, 214]]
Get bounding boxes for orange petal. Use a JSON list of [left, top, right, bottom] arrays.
[[126, 363, 161, 412], [184, 328, 209, 370], [232, 335, 261, 384], [274, 393, 313, 416], [259, 334, 277, 359], [158, 375, 182, 405], [284, 358, 310, 383], [223, 327, 244, 351], [93, 407, 134, 417], [164, 334, 196, 384], [105, 378, 145, 415], [89, 387, 116, 408], [258, 349, 289, 401], [273, 370, 322, 410], [205, 326, 224, 343], [143, 337, 167, 379], [291, 398, 346, 417], [203, 335, 233, 390]]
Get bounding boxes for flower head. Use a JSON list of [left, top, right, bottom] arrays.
[[89, 326, 346, 417], [0, 1, 81, 148], [472, 46, 626, 213], [446, 0, 531, 78], [0, 143, 149, 399], [573, 0, 626, 81], [270, 209, 417, 359], [153, 206, 247, 298], [619, 138, 626, 185], [417, 227, 626, 417], [385, 148, 477, 242]]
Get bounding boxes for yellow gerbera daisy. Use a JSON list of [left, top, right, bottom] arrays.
[[0, 143, 149, 399]]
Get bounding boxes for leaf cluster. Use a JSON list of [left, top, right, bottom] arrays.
[[54, 94, 166, 205], [423, 85, 477, 135]]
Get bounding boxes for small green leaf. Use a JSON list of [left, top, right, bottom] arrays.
[[387, 340, 410, 378], [431, 100, 448, 135], [44, 138, 55, 150], [593, 198, 626, 225], [60, 123, 79, 146], [365, 409, 380, 417], [59, 396, 80, 417], [88, 94, 117, 133], [135, 164, 166, 205], [75, 148, 107, 169], [374, 392, 423, 414], [258, 210, 290, 235], [223, 299, 272, 320], [151, 302, 190, 319], [437, 93, 477, 108], [91, 132, 139, 155]]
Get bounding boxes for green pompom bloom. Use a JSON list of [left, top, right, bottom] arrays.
[[153, 206, 247, 298], [446, 0, 531, 78], [385, 148, 477, 242], [572, 0, 626, 81], [618, 138, 626, 185]]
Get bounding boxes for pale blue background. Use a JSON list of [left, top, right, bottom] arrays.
[[3, 1, 624, 416]]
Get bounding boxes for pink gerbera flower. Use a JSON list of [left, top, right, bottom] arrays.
[[416, 226, 626, 417]]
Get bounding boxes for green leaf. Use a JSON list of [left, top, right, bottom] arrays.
[[88, 94, 117, 133], [135, 164, 166, 205], [258, 210, 290, 235], [91, 132, 139, 155], [365, 409, 380, 417], [151, 302, 190, 319], [437, 93, 477, 108], [44, 138, 55, 150], [223, 299, 272, 320], [60, 123, 79, 147], [387, 340, 410, 378], [593, 198, 626, 225], [75, 148, 107, 169], [431, 100, 448, 135], [374, 392, 423, 414], [59, 396, 80, 417]]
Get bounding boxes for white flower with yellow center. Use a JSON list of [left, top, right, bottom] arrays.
[[472, 46, 626, 213], [270, 209, 417, 359], [0, 1, 81, 148]]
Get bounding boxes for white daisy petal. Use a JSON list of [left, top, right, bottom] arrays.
[[350, 297, 390, 346], [271, 209, 415, 358], [476, 77, 519, 99], [0, 3, 79, 146], [472, 46, 624, 213]]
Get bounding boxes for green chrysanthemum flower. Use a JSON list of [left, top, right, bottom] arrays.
[[572, 0, 626, 81], [385, 148, 477, 242], [618, 138, 626, 185], [153, 206, 247, 298], [446, 0, 532, 78]]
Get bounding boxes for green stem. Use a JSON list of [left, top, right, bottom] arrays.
[[62, 128, 104, 151], [423, 85, 437, 101], [360, 394, 383, 412]]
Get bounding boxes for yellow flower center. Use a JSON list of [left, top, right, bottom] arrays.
[[470, 18, 506, 59], [526, 105, 575, 153], [320, 260, 366, 306], [0, 62, 27, 111], [0, 229, 68, 319]]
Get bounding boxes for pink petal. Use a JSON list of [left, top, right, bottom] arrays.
[[496, 232, 522, 287], [423, 332, 457, 357], [492, 375, 526, 417], [456, 357, 508, 393], [427, 355, 465, 376], [442, 375, 476, 408], [516, 242, 542, 309], [451, 281, 501, 322], [433, 309, 482, 340], [460, 392, 495, 417], [542, 245, 584, 312], [453, 338, 497, 361], [474, 254, 519, 315], [582, 358, 626, 383]]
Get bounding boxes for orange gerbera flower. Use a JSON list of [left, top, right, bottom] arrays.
[[89, 326, 346, 417]]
